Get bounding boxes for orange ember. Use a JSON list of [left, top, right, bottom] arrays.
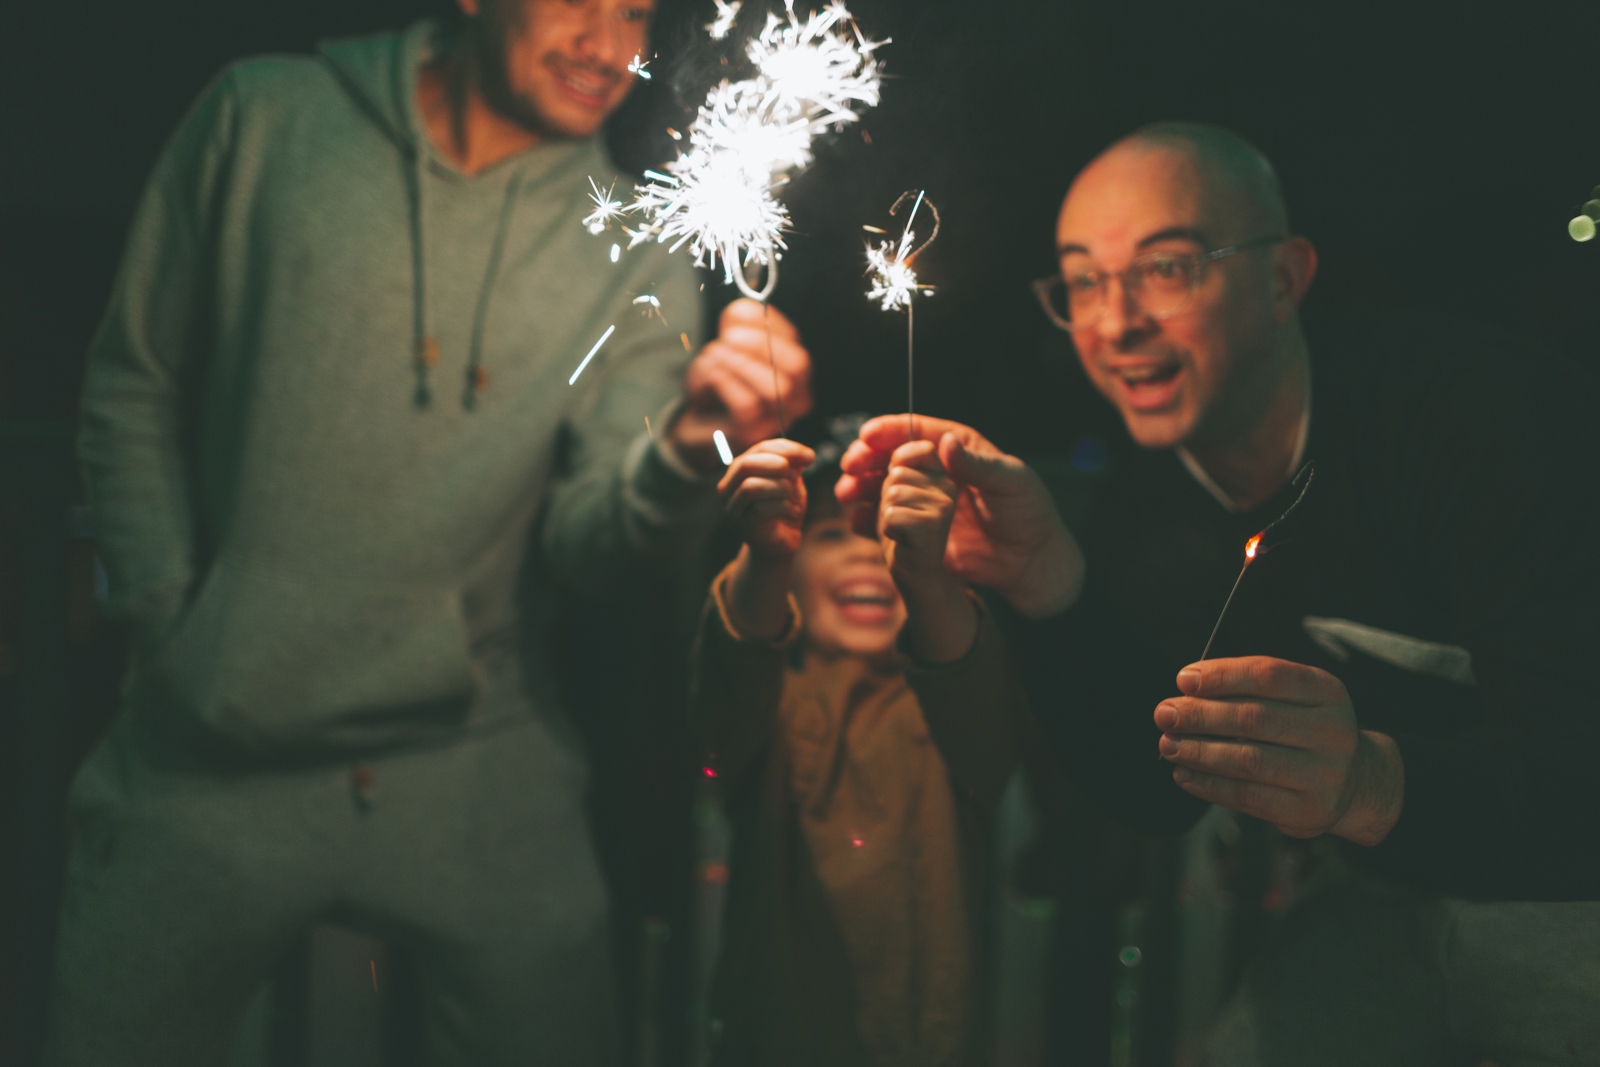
[[1244, 533, 1263, 561]]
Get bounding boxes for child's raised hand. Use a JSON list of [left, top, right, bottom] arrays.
[[879, 439, 960, 583], [718, 439, 815, 558]]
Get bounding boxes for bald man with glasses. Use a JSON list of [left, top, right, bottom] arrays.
[[839, 123, 1600, 1064]]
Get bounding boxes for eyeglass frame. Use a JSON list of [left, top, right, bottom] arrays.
[[1031, 234, 1288, 331]]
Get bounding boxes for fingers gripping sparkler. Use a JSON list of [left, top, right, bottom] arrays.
[[1198, 464, 1316, 660], [865, 190, 939, 439]]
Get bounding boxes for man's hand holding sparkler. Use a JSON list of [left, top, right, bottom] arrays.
[[1155, 658, 1406, 846], [878, 440, 977, 664], [717, 437, 814, 642], [672, 299, 813, 474], [838, 414, 1084, 620]]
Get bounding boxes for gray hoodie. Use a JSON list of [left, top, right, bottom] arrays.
[[79, 20, 713, 756]]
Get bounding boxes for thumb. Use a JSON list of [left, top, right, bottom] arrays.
[[940, 432, 1011, 489]]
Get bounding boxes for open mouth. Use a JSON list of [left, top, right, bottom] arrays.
[[1109, 360, 1183, 410], [549, 60, 616, 107], [832, 579, 899, 625]]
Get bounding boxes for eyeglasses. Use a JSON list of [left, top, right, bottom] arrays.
[[1032, 235, 1287, 330]]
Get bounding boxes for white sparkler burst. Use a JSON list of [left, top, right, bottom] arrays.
[[866, 190, 938, 312], [583, 178, 626, 236], [584, 1, 884, 299], [707, 0, 741, 39], [628, 54, 653, 80]]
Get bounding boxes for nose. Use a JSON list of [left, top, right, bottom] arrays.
[[1095, 271, 1151, 349], [574, 3, 628, 69]]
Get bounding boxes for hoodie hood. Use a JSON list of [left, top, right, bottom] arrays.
[[316, 19, 437, 156], [315, 20, 594, 410]]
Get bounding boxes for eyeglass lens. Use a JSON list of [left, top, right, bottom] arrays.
[[1053, 252, 1200, 325]]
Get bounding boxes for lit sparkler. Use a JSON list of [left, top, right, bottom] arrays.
[[1198, 465, 1316, 661], [586, 1, 883, 298], [865, 190, 939, 437], [628, 54, 653, 80], [582, 1, 885, 438], [713, 429, 735, 466]]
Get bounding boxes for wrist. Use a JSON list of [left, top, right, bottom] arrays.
[[1000, 526, 1085, 620], [725, 544, 795, 642], [896, 570, 979, 665], [1332, 730, 1405, 847]]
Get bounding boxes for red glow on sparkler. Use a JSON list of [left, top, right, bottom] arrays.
[[1244, 533, 1262, 561]]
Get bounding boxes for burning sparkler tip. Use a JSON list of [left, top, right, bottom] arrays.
[[713, 429, 734, 466]]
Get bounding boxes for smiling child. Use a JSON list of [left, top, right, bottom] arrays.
[[688, 434, 1030, 1067]]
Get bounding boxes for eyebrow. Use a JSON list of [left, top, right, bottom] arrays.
[[1056, 226, 1214, 257]]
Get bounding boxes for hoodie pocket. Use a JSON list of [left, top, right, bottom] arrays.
[[145, 555, 477, 750]]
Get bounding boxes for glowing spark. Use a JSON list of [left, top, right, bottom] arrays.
[[708, 0, 741, 39], [680, 331, 691, 351], [1198, 466, 1316, 660], [596, 2, 884, 295], [632, 293, 668, 327], [861, 224, 885, 233], [583, 178, 625, 235], [865, 189, 938, 311], [628, 54, 653, 80], [713, 429, 734, 466], [645, 415, 653, 438], [609, 243, 621, 262], [569, 324, 616, 385]]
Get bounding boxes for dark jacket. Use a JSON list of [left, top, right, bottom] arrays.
[[1013, 314, 1600, 901], [688, 562, 1028, 1066]]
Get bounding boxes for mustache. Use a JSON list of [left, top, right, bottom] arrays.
[[544, 54, 627, 87]]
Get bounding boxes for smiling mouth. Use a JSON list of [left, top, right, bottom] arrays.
[[835, 582, 896, 609], [1113, 363, 1180, 387], [549, 60, 617, 103]]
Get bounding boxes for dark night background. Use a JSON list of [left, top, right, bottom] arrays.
[[3, 0, 1597, 1063]]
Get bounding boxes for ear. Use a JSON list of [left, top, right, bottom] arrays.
[[1271, 236, 1318, 324]]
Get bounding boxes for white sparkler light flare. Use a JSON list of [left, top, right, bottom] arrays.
[[583, 178, 625, 236], [866, 190, 938, 311], [569, 324, 616, 385], [583, 1, 885, 301], [713, 429, 735, 466], [628, 54, 653, 80], [708, 0, 741, 39]]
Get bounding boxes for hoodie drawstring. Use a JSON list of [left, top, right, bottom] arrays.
[[463, 169, 524, 410], [410, 144, 437, 408], [409, 147, 524, 412]]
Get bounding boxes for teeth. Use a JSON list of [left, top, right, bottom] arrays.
[[1118, 365, 1176, 384]]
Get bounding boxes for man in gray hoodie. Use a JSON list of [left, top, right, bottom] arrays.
[[44, 0, 812, 1063]]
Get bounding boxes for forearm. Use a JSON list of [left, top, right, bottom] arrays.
[[895, 567, 980, 665], [724, 544, 795, 643]]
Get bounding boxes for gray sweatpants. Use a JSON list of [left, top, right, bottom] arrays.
[[41, 705, 615, 1067], [1203, 855, 1600, 1066]]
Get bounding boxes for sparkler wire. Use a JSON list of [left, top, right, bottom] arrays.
[[1196, 464, 1316, 661]]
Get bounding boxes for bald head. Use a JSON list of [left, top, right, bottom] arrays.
[[1108, 122, 1288, 241]]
